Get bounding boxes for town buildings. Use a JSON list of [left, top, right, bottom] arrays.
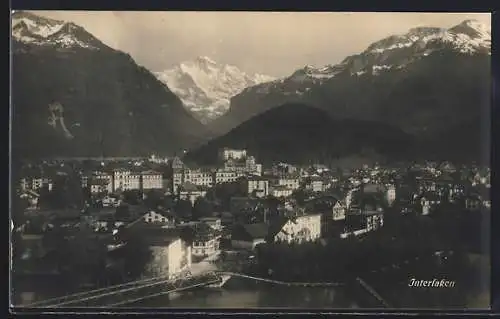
[[198, 217, 223, 231], [340, 191, 385, 237], [178, 182, 208, 205], [245, 156, 263, 176], [141, 229, 192, 279], [170, 149, 265, 195], [220, 148, 247, 161], [386, 185, 397, 206], [14, 152, 490, 285], [271, 163, 298, 176], [270, 186, 293, 198], [113, 169, 142, 192], [20, 177, 53, 192], [244, 176, 269, 198], [215, 168, 243, 184], [113, 170, 164, 192], [332, 201, 347, 221], [19, 190, 40, 209], [305, 176, 325, 193], [271, 213, 322, 244], [141, 170, 164, 190], [271, 175, 300, 191], [183, 168, 214, 188], [231, 223, 269, 250], [143, 211, 176, 226], [190, 223, 221, 258]]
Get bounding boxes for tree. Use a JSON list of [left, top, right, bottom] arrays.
[[122, 190, 142, 205], [115, 205, 131, 220], [291, 189, 307, 206], [175, 199, 192, 218], [82, 185, 92, 202], [49, 173, 85, 209], [118, 228, 154, 280], [11, 195, 28, 230], [179, 226, 195, 245], [143, 189, 164, 209], [49, 176, 68, 209], [264, 195, 281, 211], [193, 197, 213, 220], [67, 172, 85, 208], [205, 188, 218, 201], [58, 225, 108, 286], [163, 195, 175, 210], [213, 182, 246, 210], [38, 184, 52, 209]]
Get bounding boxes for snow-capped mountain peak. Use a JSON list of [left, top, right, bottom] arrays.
[[333, 19, 491, 76], [195, 55, 217, 65], [448, 19, 491, 39], [407, 27, 445, 37], [287, 64, 341, 85], [155, 57, 275, 123], [221, 18, 492, 132], [12, 11, 64, 37], [11, 11, 105, 50], [367, 19, 490, 56]]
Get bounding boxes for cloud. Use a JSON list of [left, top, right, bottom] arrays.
[[29, 11, 491, 77]]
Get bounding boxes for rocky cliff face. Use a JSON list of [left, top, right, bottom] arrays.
[[11, 11, 209, 158]]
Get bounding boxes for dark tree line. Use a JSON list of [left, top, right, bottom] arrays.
[[37, 173, 84, 210], [112, 226, 154, 282], [254, 207, 480, 285]]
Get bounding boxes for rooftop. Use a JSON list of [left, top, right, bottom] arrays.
[[363, 183, 386, 193], [137, 226, 181, 246], [242, 222, 269, 239], [272, 185, 293, 191], [247, 176, 269, 182], [88, 178, 109, 186], [199, 217, 221, 221], [348, 209, 384, 216], [141, 170, 163, 176]]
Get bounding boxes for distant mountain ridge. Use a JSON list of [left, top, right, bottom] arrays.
[[210, 19, 491, 144], [11, 11, 209, 158], [155, 56, 275, 123], [185, 103, 417, 166]]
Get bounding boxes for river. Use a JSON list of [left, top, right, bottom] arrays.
[[12, 275, 377, 309], [13, 276, 488, 310], [12, 252, 490, 310], [126, 277, 369, 309]]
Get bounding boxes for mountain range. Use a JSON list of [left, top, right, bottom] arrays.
[[184, 103, 417, 166], [209, 19, 491, 143], [155, 57, 274, 123], [11, 12, 491, 164], [11, 11, 209, 159]]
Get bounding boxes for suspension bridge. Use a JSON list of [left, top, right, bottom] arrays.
[[220, 272, 345, 287], [20, 271, 392, 308], [20, 271, 351, 308]]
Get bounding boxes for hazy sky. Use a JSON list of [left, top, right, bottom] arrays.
[[31, 11, 491, 77]]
